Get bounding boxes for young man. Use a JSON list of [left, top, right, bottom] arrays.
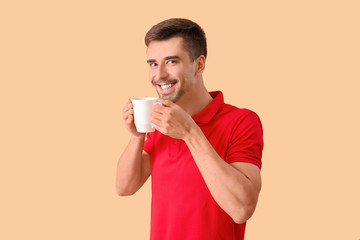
[[116, 18, 263, 240]]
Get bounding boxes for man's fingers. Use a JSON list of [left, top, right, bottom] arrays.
[[122, 108, 134, 120], [125, 114, 133, 123], [151, 119, 165, 134], [122, 105, 128, 113], [152, 102, 166, 114], [152, 105, 162, 114], [156, 98, 173, 107], [151, 110, 163, 123], [122, 99, 133, 112], [153, 99, 177, 114]]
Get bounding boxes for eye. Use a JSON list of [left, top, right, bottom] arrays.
[[167, 60, 176, 64], [149, 62, 157, 67]]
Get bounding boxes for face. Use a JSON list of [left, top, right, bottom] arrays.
[[146, 37, 197, 103]]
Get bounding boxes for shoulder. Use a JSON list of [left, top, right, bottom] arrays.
[[218, 103, 261, 123], [215, 104, 263, 140]]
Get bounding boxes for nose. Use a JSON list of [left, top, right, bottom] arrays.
[[154, 63, 169, 81]]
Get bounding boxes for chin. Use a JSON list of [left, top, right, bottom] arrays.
[[165, 91, 184, 103], [156, 87, 184, 103], [163, 95, 181, 103], [157, 94, 175, 103], [160, 97, 175, 103]]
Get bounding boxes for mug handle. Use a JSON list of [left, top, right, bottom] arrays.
[[154, 102, 164, 106]]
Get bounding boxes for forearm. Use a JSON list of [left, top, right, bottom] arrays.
[[116, 134, 149, 196], [184, 126, 259, 224]]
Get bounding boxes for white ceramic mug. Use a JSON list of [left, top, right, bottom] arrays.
[[131, 97, 158, 133]]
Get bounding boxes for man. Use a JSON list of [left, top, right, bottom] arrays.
[[116, 18, 263, 240]]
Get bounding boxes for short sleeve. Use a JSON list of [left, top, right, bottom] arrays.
[[143, 132, 154, 155], [225, 111, 264, 169]]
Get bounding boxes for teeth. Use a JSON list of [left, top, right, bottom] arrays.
[[160, 84, 173, 89]]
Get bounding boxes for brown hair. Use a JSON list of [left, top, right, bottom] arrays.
[[145, 18, 207, 61]]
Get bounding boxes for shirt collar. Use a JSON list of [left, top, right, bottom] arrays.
[[192, 91, 224, 124]]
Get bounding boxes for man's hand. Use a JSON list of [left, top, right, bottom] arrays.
[[151, 99, 198, 140], [122, 99, 145, 138]]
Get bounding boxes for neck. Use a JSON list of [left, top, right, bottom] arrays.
[[176, 82, 213, 117]]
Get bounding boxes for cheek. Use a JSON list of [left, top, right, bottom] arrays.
[[174, 67, 189, 80], [182, 67, 195, 80], [149, 70, 156, 81], [183, 65, 196, 77]]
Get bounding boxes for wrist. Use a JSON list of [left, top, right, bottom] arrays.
[[131, 133, 146, 142], [183, 124, 202, 144]]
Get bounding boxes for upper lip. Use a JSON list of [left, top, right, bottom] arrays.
[[153, 80, 177, 86]]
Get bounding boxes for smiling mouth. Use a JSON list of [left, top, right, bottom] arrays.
[[159, 83, 175, 89], [154, 80, 178, 91]]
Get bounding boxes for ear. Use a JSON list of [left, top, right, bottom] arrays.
[[195, 55, 206, 76]]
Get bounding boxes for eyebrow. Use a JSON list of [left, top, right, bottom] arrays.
[[164, 56, 180, 61], [147, 56, 180, 64]]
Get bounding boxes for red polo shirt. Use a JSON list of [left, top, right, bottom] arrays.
[[144, 91, 263, 240]]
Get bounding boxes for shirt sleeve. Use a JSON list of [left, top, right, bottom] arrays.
[[225, 110, 264, 169], [143, 132, 153, 155]]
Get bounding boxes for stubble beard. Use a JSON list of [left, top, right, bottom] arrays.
[[153, 78, 185, 103], [158, 89, 184, 103]]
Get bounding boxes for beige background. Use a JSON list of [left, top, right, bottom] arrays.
[[1, 0, 359, 239]]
